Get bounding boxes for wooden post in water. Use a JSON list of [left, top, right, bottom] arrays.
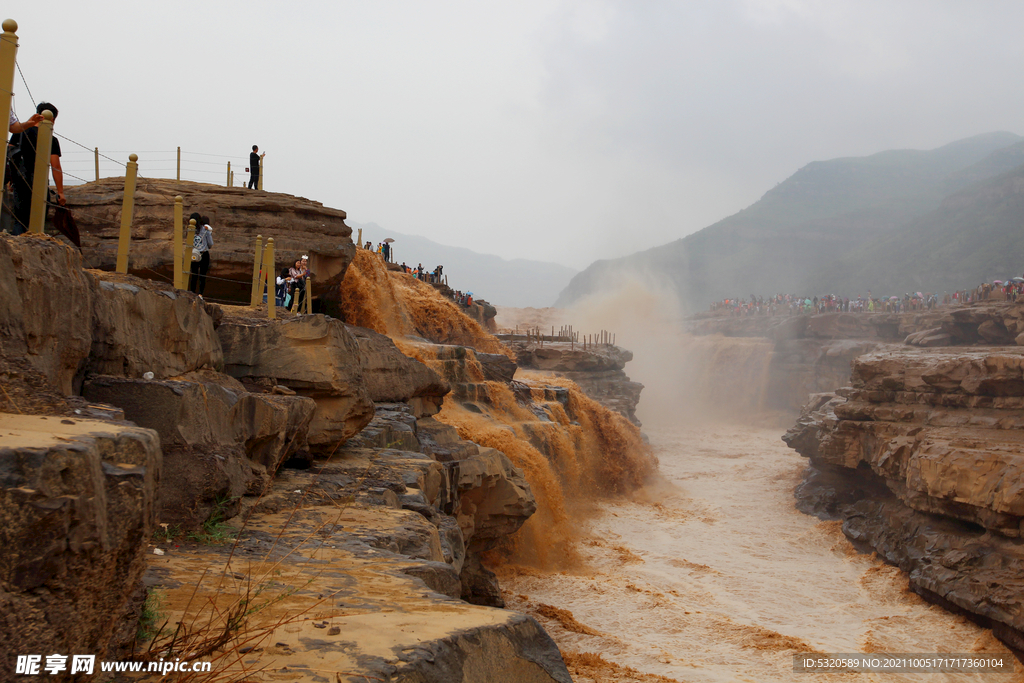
[[114, 153, 139, 273], [250, 235, 264, 307], [27, 110, 55, 234], [172, 196, 184, 289]]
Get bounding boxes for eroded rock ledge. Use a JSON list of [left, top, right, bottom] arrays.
[[0, 232, 572, 680], [508, 341, 644, 425], [784, 348, 1024, 651]]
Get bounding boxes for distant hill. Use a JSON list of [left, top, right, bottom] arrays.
[[555, 131, 1024, 310], [349, 222, 577, 308], [806, 163, 1024, 295]]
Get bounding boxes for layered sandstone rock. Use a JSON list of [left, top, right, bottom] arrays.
[[89, 277, 222, 379], [349, 325, 451, 416], [0, 233, 223, 392], [0, 234, 94, 393], [509, 341, 644, 424], [0, 414, 161, 659], [82, 373, 316, 526], [785, 347, 1024, 650], [65, 177, 355, 304], [217, 314, 375, 452], [1, 208, 571, 680]]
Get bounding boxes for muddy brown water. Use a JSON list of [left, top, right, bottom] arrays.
[[502, 425, 1023, 682]]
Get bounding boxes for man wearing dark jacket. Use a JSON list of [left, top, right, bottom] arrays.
[[9, 101, 63, 234], [248, 145, 265, 189]]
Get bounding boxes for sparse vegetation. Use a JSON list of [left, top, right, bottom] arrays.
[[188, 495, 237, 544], [153, 523, 181, 544], [137, 589, 166, 643]]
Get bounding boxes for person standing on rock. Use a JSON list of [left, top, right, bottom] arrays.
[[188, 213, 213, 297], [248, 145, 265, 190], [8, 102, 64, 235]]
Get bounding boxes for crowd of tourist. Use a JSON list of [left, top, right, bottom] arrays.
[[708, 278, 1024, 316], [363, 243, 478, 309]]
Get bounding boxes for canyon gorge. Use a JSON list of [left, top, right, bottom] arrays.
[[5, 180, 1024, 682]]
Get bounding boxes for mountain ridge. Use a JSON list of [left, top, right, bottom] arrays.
[[555, 131, 1024, 309]]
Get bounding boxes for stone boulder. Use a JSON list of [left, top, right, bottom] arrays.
[[476, 352, 517, 383], [65, 177, 356, 305], [89, 275, 222, 379], [217, 315, 374, 453], [511, 341, 631, 373], [905, 327, 953, 347], [0, 413, 161, 659], [451, 447, 537, 551], [511, 341, 643, 424], [82, 374, 315, 526], [0, 234, 94, 394], [348, 325, 451, 417]]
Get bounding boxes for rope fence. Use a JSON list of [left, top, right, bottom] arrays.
[[1, 23, 289, 319]]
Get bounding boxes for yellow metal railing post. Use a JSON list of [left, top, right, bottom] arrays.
[[305, 277, 312, 314], [250, 234, 264, 307], [115, 153, 139, 273], [0, 19, 19, 192], [185, 218, 196, 286], [226, 161, 231, 187], [258, 157, 264, 190], [94, 147, 99, 181], [264, 238, 275, 319], [357, 228, 362, 249], [172, 195, 184, 289], [229, 170, 234, 187], [27, 110, 54, 234], [176, 146, 181, 181]]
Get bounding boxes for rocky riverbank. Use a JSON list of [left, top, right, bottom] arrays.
[[681, 304, 1024, 654], [783, 335, 1024, 653]]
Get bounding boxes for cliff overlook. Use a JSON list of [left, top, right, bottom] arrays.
[[0, 181, 653, 681]]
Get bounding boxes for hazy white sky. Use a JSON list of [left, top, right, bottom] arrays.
[[9, 1, 1024, 269]]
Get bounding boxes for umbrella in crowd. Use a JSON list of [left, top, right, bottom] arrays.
[[1012, 277, 1024, 283], [994, 280, 1004, 285]]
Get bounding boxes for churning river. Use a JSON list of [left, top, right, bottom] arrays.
[[502, 425, 1022, 683]]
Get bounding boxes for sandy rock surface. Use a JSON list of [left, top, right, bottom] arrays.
[[65, 177, 355, 304], [785, 346, 1024, 651], [0, 414, 161, 659]]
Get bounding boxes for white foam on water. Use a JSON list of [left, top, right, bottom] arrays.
[[504, 424, 1019, 682]]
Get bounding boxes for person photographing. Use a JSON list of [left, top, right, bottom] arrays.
[[248, 145, 265, 190], [8, 102, 64, 235]]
